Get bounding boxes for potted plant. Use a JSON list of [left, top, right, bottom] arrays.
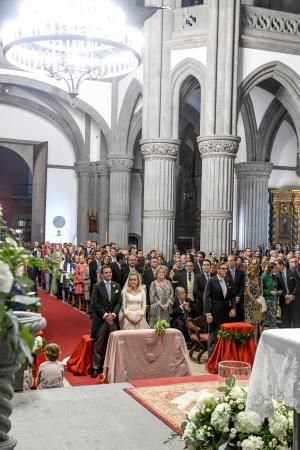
[[0, 204, 47, 449]]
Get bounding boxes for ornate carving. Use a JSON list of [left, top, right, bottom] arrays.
[[270, 189, 300, 245], [235, 162, 273, 178], [243, 7, 300, 36], [197, 136, 240, 156], [95, 162, 109, 176], [107, 156, 133, 171], [140, 139, 180, 159], [201, 210, 232, 219], [88, 212, 99, 234], [74, 162, 90, 176]]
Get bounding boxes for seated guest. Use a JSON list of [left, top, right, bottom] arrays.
[[37, 343, 64, 389], [149, 265, 174, 328], [90, 266, 121, 377], [119, 272, 149, 330], [170, 286, 190, 343]]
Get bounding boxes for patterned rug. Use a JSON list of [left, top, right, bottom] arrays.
[[124, 379, 220, 433]]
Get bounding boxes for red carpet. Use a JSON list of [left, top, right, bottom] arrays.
[[39, 291, 98, 386]]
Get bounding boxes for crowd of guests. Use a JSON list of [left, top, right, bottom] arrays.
[[28, 240, 300, 381]]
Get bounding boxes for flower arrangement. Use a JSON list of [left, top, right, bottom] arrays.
[[0, 204, 48, 362], [180, 377, 293, 450], [217, 330, 254, 346], [154, 319, 169, 336]]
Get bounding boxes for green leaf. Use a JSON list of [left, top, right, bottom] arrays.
[[226, 376, 235, 389], [19, 323, 34, 353], [217, 386, 229, 393]]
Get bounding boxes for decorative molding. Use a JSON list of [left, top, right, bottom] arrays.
[[95, 161, 109, 175], [107, 155, 134, 171], [74, 161, 91, 176], [47, 164, 75, 170], [140, 139, 180, 159], [197, 135, 240, 157], [235, 162, 273, 177], [143, 210, 174, 219], [201, 210, 232, 219], [273, 165, 296, 171]]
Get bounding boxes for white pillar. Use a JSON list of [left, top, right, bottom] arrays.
[[197, 135, 240, 256], [74, 161, 90, 244], [235, 162, 273, 250], [108, 155, 133, 248], [96, 161, 109, 246], [141, 138, 180, 260]]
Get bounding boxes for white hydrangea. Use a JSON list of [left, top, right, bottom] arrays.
[[288, 411, 293, 430], [0, 261, 14, 293], [241, 435, 264, 450], [188, 405, 199, 422], [229, 386, 247, 401], [183, 421, 196, 438], [235, 411, 262, 434], [269, 412, 289, 440], [210, 402, 231, 430], [195, 390, 218, 413]]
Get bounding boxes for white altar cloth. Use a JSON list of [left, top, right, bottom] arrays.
[[246, 329, 300, 419]]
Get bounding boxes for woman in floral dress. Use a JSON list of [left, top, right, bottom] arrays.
[[244, 263, 263, 341], [149, 265, 174, 328]]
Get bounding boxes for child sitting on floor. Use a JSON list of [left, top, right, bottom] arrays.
[[37, 343, 64, 389]]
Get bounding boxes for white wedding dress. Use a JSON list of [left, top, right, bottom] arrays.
[[119, 289, 149, 330]]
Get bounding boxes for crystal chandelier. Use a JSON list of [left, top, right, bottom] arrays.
[[1, 0, 142, 107]]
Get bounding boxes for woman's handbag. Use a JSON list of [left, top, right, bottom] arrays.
[[257, 295, 267, 313], [252, 303, 262, 321]]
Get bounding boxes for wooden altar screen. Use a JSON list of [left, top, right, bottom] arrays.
[[270, 189, 300, 246]]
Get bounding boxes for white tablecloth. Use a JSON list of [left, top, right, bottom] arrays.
[[246, 329, 300, 419]]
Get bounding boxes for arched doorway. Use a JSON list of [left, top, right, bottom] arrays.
[[175, 78, 201, 251]]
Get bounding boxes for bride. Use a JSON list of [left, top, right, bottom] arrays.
[[119, 271, 149, 330]]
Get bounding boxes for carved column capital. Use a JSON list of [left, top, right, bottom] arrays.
[[74, 161, 91, 176], [235, 161, 273, 178], [140, 138, 180, 160], [197, 135, 241, 158], [107, 155, 134, 171], [95, 161, 109, 176]]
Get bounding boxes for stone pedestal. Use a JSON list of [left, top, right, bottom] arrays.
[[140, 139, 180, 260], [108, 155, 134, 248], [197, 135, 240, 256], [96, 162, 109, 245], [235, 162, 273, 250], [75, 161, 90, 244]]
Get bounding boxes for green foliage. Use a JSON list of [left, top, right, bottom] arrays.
[[217, 330, 254, 346], [154, 319, 169, 336]]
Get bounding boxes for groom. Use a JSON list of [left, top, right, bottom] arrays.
[[90, 265, 122, 378]]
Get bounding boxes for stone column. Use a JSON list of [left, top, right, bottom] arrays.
[[197, 135, 240, 256], [235, 162, 273, 250], [95, 161, 109, 245], [107, 155, 133, 248], [140, 138, 180, 260], [74, 161, 90, 244]]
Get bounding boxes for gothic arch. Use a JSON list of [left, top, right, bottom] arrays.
[[117, 78, 143, 155], [171, 57, 206, 138], [0, 73, 111, 150], [127, 108, 143, 156], [0, 92, 84, 161], [239, 61, 300, 143], [240, 94, 257, 162]]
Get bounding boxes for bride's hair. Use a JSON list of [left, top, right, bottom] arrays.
[[126, 271, 142, 290]]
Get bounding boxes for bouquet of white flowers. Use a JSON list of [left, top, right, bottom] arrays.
[[180, 377, 293, 450]]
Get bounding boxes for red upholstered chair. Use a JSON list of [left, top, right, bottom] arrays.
[[186, 315, 208, 363]]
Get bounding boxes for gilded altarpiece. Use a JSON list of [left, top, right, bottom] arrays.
[[270, 190, 300, 245]]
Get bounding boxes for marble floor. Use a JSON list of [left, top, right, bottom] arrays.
[[10, 382, 185, 450]]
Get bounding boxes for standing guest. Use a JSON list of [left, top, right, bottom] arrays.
[[285, 257, 300, 328], [110, 247, 117, 263], [59, 254, 74, 302], [261, 262, 282, 329], [50, 244, 63, 296], [275, 258, 294, 328], [169, 255, 184, 290], [194, 251, 206, 274], [119, 272, 149, 330], [120, 254, 143, 289], [244, 263, 263, 340], [89, 250, 102, 296], [225, 254, 245, 322], [43, 247, 52, 292], [90, 266, 121, 377], [198, 259, 212, 316], [143, 257, 158, 305], [170, 286, 190, 343], [203, 262, 236, 357], [149, 265, 174, 328], [37, 343, 64, 390], [110, 252, 125, 286], [83, 257, 92, 314], [175, 261, 201, 318], [74, 254, 88, 310]]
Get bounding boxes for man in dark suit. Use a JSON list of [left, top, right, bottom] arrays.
[[170, 286, 190, 343], [120, 254, 143, 289], [275, 258, 294, 328], [194, 251, 206, 275], [225, 254, 245, 322], [89, 250, 102, 297], [197, 259, 213, 317], [203, 262, 236, 357], [143, 257, 158, 304], [175, 261, 201, 318], [110, 252, 125, 286], [90, 265, 122, 377]]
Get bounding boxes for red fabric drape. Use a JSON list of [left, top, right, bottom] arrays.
[[206, 322, 256, 374], [67, 335, 95, 376]]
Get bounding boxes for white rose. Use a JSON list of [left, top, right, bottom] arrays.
[[195, 391, 217, 413], [0, 261, 13, 293], [210, 403, 231, 430], [241, 435, 264, 450], [235, 411, 262, 434], [183, 421, 196, 438]]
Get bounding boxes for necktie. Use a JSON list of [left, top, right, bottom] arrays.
[[282, 271, 288, 293], [231, 269, 235, 281], [105, 282, 111, 300], [206, 273, 209, 282], [220, 278, 227, 297], [188, 272, 192, 282]]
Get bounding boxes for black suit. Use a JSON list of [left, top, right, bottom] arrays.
[[288, 268, 300, 328], [193, 261, 203, 275], [143, 267, 156, 305], [170, 297, 189, 341], [120, 265, 143, 289], [175, 270, 201, 317], [225, 268, 245, 322], [89, 259, 100, 296], [276, 268, 293, 328], [203, 276, 235, 357], [110, 262, 123, 286], [198, 272, 212, 317], [91, 281, 122, 371]]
